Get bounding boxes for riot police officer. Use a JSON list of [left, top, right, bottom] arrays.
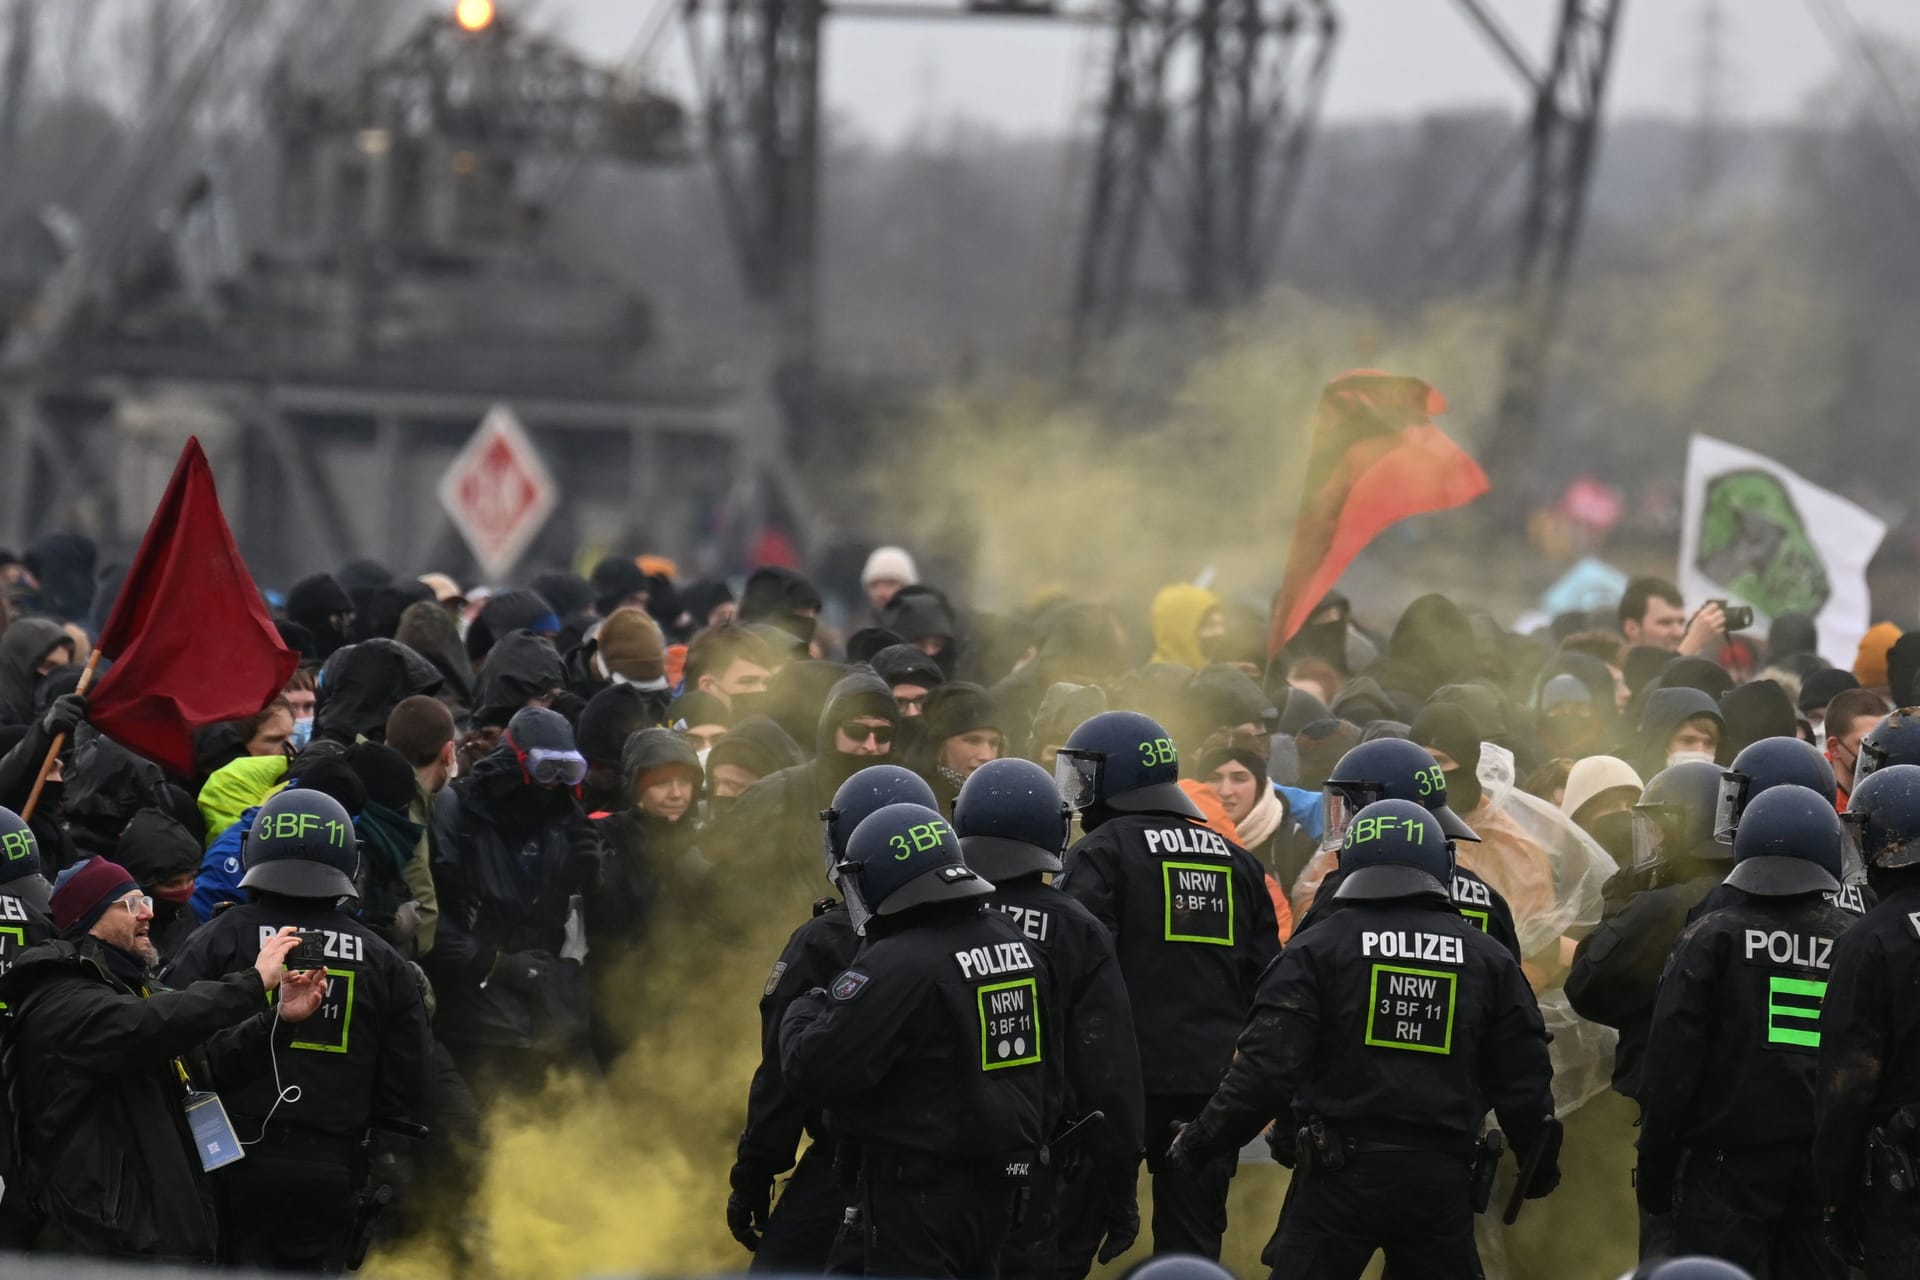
[[781, 802, 1058, 1278], [164, 788, 435, 1273], [1568, 760, 1733, 1102], [1849, 707, 1920, 791], [0, 806, 52, 1244], [954, 757, 1146, 1280], [1635, 785, 1853, 1278], [1053, 710, 1280, 1259], [729, 764, 936, 1272], [1815, 763, 1920, 1276], [1165, 799, 1558, 1277], [1696, 736, 1867, 918], [1295, 738, 1521, 962]]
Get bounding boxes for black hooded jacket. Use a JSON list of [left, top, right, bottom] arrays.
[[465, 590, 558, 664], [314, 639, 444, 746], [20, 533, 97, 623], [287, 574, 356, 660], [394, 600, 475, 712], [0, 618, 69, 727], [737, 567, 823, 645], [1367, 593, 1481, 708], [878, 585, 967, 680], [472, 631, 566, 729], [1634, 687, 1725, 781]]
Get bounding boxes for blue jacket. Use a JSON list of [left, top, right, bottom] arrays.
[[190, 808, 258, 923]]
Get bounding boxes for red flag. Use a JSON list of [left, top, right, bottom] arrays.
[[1266, 371, 1488, 658], [88, 439, 296, 775]]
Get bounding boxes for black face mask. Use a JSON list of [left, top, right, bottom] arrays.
[[1443, 766, 1482, 815], [1586, 810, 1635, 867]]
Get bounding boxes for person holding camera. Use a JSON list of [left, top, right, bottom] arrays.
[[164, 786, 434, 1273], [0, 854, 330, 1262]]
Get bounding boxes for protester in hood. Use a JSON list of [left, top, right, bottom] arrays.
[[1622, 644, 1675, 701], [1024, 681, 1108, 772], [1147, 583, 1220, 671], [288, 573, 357, 660], [680, 580, 736, 631], [351, 580, 435, 644], [395, 598, 475, 713], [382, 695, 455, 957], [575, 684, 660, 815], [1854, 621, 1902, 698], [427, 706, 596, 1095], [1370, 593, 1481, 708], [870, 642, 945, 718], [1768, 611, 1820, 662], [703, 715, 805, 808], [113, 807, 203, 966], [666, 690, 730, 764], [1719, 679, 1798, 762], [1635, 687, 1727, 781], [1824, 687, 1893, 809], [0, 617, 73, 727], [877, 584, 967, 680], [1798, 666, 1859, 741], [703, 670, 900, 915], [1188, 664, 1279, 746], [737, 567, 823, 648], [860, 546, 919, 616], [1659, 655, 1735, 703], [314, 638, 444, 746], [61, 724, 197, 862], [1328, 675, 1402, 728], [565, 607, 668, 702], [473, 630, 567, 728], [1559, 756, 1643, 867], [0, 725, 74, 879], [1202, 602, 1270, 678], [0, 859, 326, 1263], [465, 589, 561, 665], [916, 682, 1003, 814], [684, 624, 776, 718]]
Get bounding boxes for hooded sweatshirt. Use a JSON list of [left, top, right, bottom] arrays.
[[1148, 584, 1219, 672], [1370, 594, 1480, 706], [0, 618, 70, 727], [473, 631, 566, 729], [878, 586, 966, 680], [315, 639, 444, 745], [1636, 687, 1726, 780], [394, 600, 475, 710], [287, 574, 356, 659]]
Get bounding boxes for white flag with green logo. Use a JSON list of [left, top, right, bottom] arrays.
[[1679, 434, 1886, 667]]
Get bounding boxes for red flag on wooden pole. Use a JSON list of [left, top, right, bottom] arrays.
[[1266, 371, 1489, 660], [83, 438, 296, 775]]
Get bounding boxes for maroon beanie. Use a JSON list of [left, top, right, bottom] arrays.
[[51, 857, 141, 938]]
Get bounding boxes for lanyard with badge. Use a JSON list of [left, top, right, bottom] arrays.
[[143, 979, 245, 1173]]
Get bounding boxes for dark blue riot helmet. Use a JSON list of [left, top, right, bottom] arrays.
[[1844, 763, 1920, 872], [242, 788, 360, 900], [820, 765, 938, 883], [1054, 711, 1201, 819], [1119, 1256, 1237, 1280], [1626, 1256, 1754, 1280], [1726, 784, 1843, 897], [1331, 799, 1453, 904], [1854, 708, 1920, 791], [1631, 760, 1733, 871], [953, 757, 1072, 883], [1321, 737, 1480, 853], [835, 803, 991, 933], [1715, 736, 1837, 842]]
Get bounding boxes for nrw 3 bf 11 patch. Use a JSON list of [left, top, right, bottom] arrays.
[[831, 970, 870, 1002], [978, 977, 1043, 1070]]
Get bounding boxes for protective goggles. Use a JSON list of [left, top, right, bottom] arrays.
[[1053, 749, 1104, 812], [507, 735, 589, 789], [1319, 781, 1386, 854]]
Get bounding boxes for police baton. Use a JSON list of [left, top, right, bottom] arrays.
[[1501, 1117, 1562, 1226]]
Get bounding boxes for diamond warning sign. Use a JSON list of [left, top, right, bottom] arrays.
[[438, 404, 557, 581]]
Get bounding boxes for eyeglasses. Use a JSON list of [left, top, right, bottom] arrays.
[[118, 894, 154, 917], [840, 721, 895, 747]]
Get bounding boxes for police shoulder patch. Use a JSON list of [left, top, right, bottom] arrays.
[[831, 970, 870, 1002], [764, 961, 788, 997]]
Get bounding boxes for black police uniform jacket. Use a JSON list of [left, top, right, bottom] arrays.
[[1636, 887, 1856, 1206], [988, 875, 1147, 1165], [1566, 863, 1725, 1101], [0, 937, 280, 1260], [781, 902, 1058, 1166], [1057, 811, 1282, 1095], [163, 895, 434, 1151], [736, 901, 859, 1184], [1297, 865, 1522, 964], [1178, 895, 1555, 1161], [1814, 875, 1920, 1206]]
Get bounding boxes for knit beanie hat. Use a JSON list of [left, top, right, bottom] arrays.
[[861, 546, 920, 588], [597, 608, 667, 688], [51, 857, 140, 937], [1856, 622, 1904, 690]]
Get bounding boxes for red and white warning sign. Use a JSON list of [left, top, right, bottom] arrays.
[[438, 404, 558, 582]]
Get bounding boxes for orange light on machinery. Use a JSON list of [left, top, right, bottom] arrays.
[[454, 0, 496, 32]]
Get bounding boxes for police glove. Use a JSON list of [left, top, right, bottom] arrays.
[[490, 950, 557, 995], [1263, 1123, 1297, 1169], [38, 693, 86, 740], [1095, 1181, 1140, 1263], [726, 1165, 771, 1252], [1164, 1121, 1209, 1172]]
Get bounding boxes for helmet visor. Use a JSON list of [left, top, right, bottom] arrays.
[[1854, 740, 1888, 791], [819, 809, 840, 883], [832, 860, 874, 935], [1319, 782, 1385, 854], [1713, 771, 1748, 844], [1631, 804, 1678, 871], [1054, 749, 1103, 813]]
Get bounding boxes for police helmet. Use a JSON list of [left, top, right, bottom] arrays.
[[821, 765, 938, 881], [1331, 799, 1452, 904], [836, 802, 990, 932], [1119, 1256, 1236, 1280], [1632, 760, 1732, 869], [1725, 784, 1843, 897], [0, 806, 48, 914], [1626, 1257, 1754, 1280], [1845, 763, 1920, 872], [953, 758, 1071, 883], [1054, 711, 1201, 819], [1715, 736, 1837, 842], [1854, 707, 1920, 791], [240, 788, 360, 900], [1321, 737, 1480, 853]]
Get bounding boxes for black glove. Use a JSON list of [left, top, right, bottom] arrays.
[[490, 950, 555, 995], [1264, 1123, 1297, 1169], [1524, 1118, 1564, 1200], [1095, 1179, 1140, 1263], [39, 693, 86, 740], [1165, 1120, 1208, 1172], [726, 1166, 771, 1252]]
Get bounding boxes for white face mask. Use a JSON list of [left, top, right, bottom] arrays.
[[696, 747, 712, 771], [1668, 749, 1716, 768]]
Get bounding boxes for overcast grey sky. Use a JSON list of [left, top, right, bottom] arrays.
[[550, 0, 1920, 143]]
